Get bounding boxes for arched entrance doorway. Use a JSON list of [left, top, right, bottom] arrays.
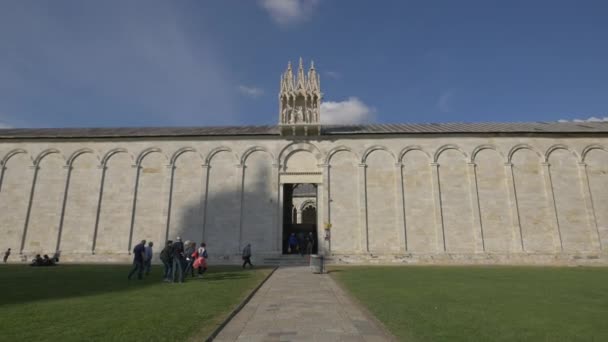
[[283, 183, 318, 254]]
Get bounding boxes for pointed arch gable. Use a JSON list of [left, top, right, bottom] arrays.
[[67, 148, 98, 167], [325, 146, 358, 164], [545, 144, 580, 163], [433, 144, 467, 163], [241, 146, 275, 166], [471, 144, 505, 164], [101, 148, 131, 167], [1, 149, 29, 166], [205, 146, 237, 165], [170, 147, 201, 166], [362, 145, 396, 164], [507, 144, 543, 163], [278, 142, 322, 167], [34, 149, 64, 166], [135, 148, 166, 166], [399, 145, 431, 163], [582, 144, 608, 163]]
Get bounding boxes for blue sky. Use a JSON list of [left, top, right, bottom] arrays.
[[1, 0, 607, 128]]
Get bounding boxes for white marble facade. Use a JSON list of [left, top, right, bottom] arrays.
[[1, 135, 608, 265]]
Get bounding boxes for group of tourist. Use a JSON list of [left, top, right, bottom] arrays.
[[30, 252, 60, 266], [287, 232, 315, 255], [128, 237, 209, 283]]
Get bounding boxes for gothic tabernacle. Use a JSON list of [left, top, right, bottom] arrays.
[[1, 60, 608, 265]]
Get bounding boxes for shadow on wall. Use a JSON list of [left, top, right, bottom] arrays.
[[165, 149, 277, 264]]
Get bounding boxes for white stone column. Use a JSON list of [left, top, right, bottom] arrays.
[[200, 164, 210, 242], [468, 162, 485, 252], [162, 164, 175, 244], [395, 163, 407, 252], [321, 163, 330, 254], [430, 162, 446, 252], [578, 162, 602, 251], [358, 163, 369, 252], [55, 164, 72, 253], [236, 164, 245, 253], [127, 164, 141, 253], [20, 163, 39, 254], [504, 162, 524, 252], [277, 179, 284, 253], [272, 163, 281, 253], [541, 162, 563, 252], [91, 164, 106, 254]]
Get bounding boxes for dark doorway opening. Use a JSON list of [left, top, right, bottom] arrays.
[[283, 183, 318, 255]]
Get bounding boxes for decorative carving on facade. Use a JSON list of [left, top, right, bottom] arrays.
[[279, 58, 322, 135]]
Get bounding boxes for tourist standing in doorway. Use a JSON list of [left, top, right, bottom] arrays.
[[288, 233, 298, 254], [160, 240, 173, 282], [242, 243, 253, 268], [144, 241, 153, 276], [3, 248, 10, 263], [128, 240, 146, 280], [171, 237, 185, 283]]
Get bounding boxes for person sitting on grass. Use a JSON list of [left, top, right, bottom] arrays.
[[30, 254, 43, 266]]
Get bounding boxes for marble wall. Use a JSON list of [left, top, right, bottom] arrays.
[[1, 135, 607, 264]]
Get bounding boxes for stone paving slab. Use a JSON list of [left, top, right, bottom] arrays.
[[214, 266, 395, 342]]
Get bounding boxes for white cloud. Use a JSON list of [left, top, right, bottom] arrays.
[[259, 0, 320, 25], [325, 71, 341, 79], [558, 116, 608, 122], [437, 91, 453, 113], [321, 97, 375, 124], [238, 85, 264, 98]]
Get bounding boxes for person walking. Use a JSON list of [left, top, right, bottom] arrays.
[[144, 241, 153, 276], [171, 237, 185, 283], [3, 248, 10, 263], [160, 240, 173, 282], [128, 240, 146, 280], [242, 243, 253, 269]]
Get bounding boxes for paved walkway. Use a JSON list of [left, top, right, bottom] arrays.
[[215, 266, 394, 342]]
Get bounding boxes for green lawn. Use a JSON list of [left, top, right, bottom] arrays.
[[331, 266, 608, 341], [0, 264, 271, 341]]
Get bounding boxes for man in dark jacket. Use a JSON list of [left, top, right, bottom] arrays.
[[242, 243, 253, 269], [128, 240, 146, 280], [160, 240, 173, 282], [171, 237, 185, 283]]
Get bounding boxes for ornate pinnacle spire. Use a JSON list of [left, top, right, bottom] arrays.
[[296, 57, 306, 90]]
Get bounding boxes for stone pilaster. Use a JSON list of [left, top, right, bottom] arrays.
[[55, 165, 72, 252], [272, 163, 281, 253], [578, 162, 602, 251], [321, 163, 330, 253], [162, 164, 176, 244], [127, 164, 141, 253], [468, 162, 485, 252], [236, 163, 245, 253], [395, 163, 407, 252], [20, 164, 39, 254], [430, 162, 446, 252], [91, 164, 106, 254], [541, 162, 563, 252], [504, 162, 524, 251], [200, 164, 210, 242], [358, 163, 368, 252]]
